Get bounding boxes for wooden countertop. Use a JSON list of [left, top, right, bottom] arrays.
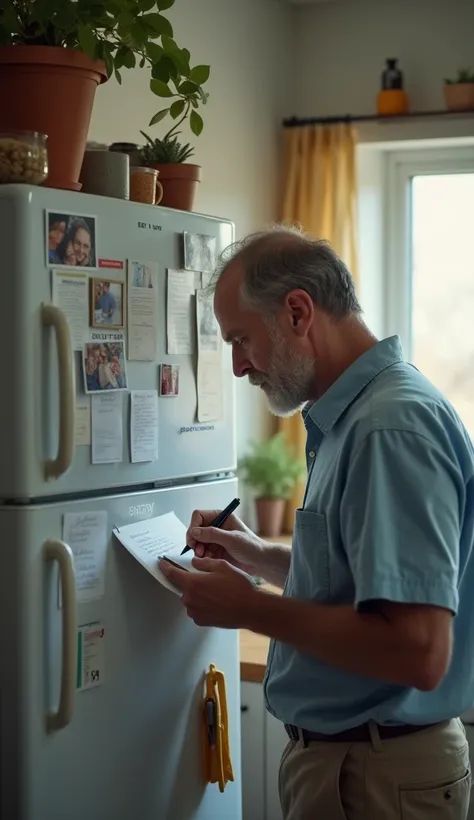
[[240, 535, 291, 683]]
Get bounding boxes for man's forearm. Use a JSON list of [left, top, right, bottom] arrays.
[[254, 543, 291, 588], [243, 591, 444, 690]]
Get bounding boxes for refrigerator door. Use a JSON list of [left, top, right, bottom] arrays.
[[0, 477, 242, 820], [0, 186, 236, 500]]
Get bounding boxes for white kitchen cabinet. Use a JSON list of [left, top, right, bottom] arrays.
[[241, 682, 266, 820], [241, 682, 287, 820], [265, 711, 287, 820]]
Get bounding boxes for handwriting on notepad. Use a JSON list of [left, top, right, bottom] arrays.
[[127, 530, 177, 559]]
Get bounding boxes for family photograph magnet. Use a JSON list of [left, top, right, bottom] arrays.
[[83, 334, 128, 393], [160, 364, 180, 397], [47, 210, 98, 269], [91, 278, 125, 329]]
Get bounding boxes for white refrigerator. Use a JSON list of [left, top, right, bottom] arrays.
[[0, 185, 241, 820]]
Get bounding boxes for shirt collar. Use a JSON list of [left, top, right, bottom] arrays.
[[302, 335, 404, 435]]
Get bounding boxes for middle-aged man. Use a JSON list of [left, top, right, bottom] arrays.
[[160, 226, 474, 819]]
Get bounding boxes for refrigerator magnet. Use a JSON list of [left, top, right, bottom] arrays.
[[90, 277, 125, 329], [160, 364, 179, 397], [183, 231, 216, 273], [46, 210, 98, 270], [83, 337, 128, 393]]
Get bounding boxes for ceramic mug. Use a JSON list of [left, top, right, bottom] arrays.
[[129, 166, 163, 205], [80, 149, 130, 199]]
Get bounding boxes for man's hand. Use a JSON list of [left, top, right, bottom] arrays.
[[160, 556, 260, 629], [186, 508, 265, 575]]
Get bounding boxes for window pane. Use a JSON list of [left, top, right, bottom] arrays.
[[411, 173, 474, 435]]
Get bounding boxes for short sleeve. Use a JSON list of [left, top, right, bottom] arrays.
[[340, 429, 462, 613]]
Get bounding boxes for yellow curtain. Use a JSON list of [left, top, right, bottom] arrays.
[[278, 123, 359, 532]]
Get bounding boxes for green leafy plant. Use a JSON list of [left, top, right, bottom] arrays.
[[445, 69, 474, 85], [238, 433, 306, 500], [140, 130, 194, 164], [0, 0, 210, 136]]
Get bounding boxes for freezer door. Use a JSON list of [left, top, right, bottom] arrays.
[[0, 186, 236, 500], [0, 478, 242, 820]]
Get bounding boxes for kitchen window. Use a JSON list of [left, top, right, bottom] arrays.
[[384, 145, 474, 437]]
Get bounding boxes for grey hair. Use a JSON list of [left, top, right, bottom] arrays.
[[208, 224, 361, 319]]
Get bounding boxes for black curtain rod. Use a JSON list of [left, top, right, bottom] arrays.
[[283, 110, 467, 127]]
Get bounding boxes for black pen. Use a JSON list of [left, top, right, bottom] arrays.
[[180, 497, 241, 555]]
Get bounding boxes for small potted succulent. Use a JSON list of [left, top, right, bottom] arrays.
[[239, 433, 306, 538], [444, 69, 474, 112], [0, 0, 209, 192], [139, 65, 209, 212]]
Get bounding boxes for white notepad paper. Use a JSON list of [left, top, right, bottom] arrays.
[[113, 511, 198, 595]]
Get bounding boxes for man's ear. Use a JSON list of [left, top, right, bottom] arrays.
[[285, 289, 314, 337]]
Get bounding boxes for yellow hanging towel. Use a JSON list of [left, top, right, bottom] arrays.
[[202, 664, 234, 793]]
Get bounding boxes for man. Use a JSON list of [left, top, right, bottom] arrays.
[[97, 282, 116, 322], [160, 227, 474, 819]]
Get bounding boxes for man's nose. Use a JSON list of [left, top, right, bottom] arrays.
[[232, 346, 250, 378]]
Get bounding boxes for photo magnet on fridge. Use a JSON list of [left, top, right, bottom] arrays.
[[183, 232, 216, 273], [46, 210, 98, 270], [159, 364, 180, 397], [90, 278, 125, 329], [83, 336, 128, 393]]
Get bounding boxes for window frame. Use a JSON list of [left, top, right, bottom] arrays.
[[384, 145, 474, 356]]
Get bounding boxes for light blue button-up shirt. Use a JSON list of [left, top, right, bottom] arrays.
[[264, 336, 474, 733]]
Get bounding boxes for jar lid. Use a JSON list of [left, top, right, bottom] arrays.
[[130, 165, 157, 175]]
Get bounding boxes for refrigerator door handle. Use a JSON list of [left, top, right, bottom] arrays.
[[41, 303, 76, 481], [44, 538, 77, 733]]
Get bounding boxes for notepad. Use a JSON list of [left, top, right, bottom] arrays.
[[113, 511, 198, 595]]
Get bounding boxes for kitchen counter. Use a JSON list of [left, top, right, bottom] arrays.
[[240, 535, 291, 683]]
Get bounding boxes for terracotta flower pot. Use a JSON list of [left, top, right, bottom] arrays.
[[255, 498, 286, 538], [0, 46, 107, 191], [150, 163, 201, 211], [444, 83, 474, 112]]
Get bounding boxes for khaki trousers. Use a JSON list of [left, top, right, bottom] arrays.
[[279, 719, 471, 819]]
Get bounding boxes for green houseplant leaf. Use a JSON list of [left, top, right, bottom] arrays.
[[0, 0, 210, 141], [238, 433, 306, 500]]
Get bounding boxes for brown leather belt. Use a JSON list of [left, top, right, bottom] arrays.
[[285, 722, 437, 744]]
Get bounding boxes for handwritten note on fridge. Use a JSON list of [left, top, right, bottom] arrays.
[[91, 393, 123, 464], [166, 269, 195, 355], [63, 511, 108, 602], [113, 512, 197, 595], [130, 390, 158, 463]]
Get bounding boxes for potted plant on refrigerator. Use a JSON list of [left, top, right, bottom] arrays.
[[238, 433, 306, 538], [0, 0, 210, 192], [444, 69, 474, 112], [139, 63, 209, 212]]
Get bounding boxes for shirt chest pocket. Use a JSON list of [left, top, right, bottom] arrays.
[[289, 509, 330, 601]]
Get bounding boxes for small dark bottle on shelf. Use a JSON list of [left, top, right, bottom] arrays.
[[377, 58, 409, 116]]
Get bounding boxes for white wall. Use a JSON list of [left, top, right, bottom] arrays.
[[89, 0, 292, 517], [293, 0, 474, 118]]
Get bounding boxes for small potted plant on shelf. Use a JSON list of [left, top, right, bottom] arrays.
[[239, 433, 306, 538], [0, 0, 209, 192], [139, 64, 209, 212], [444, 69, 474, 112]]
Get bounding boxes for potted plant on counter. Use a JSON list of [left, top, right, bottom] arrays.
[[239, 433, 306, 538], [0, 0, 209, 192], [444, 69, 474, 112], [139, 64, 209, 211]]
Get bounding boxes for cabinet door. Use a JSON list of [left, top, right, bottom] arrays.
[[241, 682, 265, 820], [265, 711, 288, 820]]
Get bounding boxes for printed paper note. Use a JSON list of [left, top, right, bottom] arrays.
[[166, 269, 195, 354], [52, 270, 89, 351], [114, 512, 199, 595], [127, 260, 158, 361], [75, 402, 91, 446], [63, 512, 108, 602], [130, 390, 159, 463], [196, 289, 224, 422], [91, 393, 123, 464]]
